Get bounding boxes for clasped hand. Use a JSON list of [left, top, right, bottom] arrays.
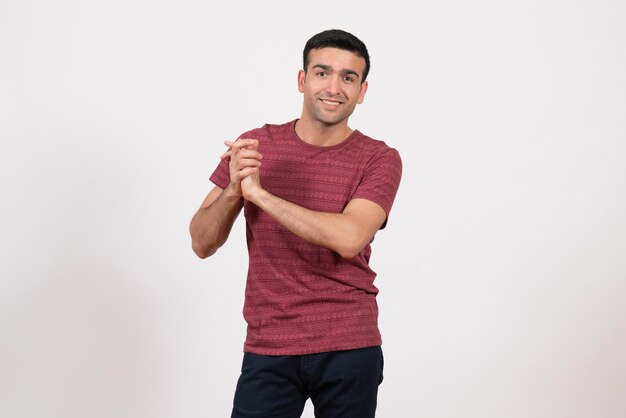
[[221, 138, 263, 200]]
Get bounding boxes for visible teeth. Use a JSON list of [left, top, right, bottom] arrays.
[[321, 100, 340, 106]]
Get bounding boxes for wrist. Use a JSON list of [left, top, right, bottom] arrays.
[[224, 183, 243, 200], [245, 186, 267, 205]]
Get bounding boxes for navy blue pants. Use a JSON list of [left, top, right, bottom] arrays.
[[231, 346, 384, 418]]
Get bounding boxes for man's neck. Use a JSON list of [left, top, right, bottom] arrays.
[[295, 117, 354, 147]]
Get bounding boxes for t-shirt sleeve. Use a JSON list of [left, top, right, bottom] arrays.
[[209, 158, 230, 190], [351, 147, 403, 228]]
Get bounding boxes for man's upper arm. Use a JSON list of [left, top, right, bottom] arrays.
[[350, 147, 402, 231], [342, 198, 388, 247]]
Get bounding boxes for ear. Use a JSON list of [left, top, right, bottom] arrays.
[[298, 70, 306, 93], [357, 80, 368, 104]]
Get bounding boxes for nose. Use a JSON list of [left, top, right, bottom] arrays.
[[325, 74, 342, 95]]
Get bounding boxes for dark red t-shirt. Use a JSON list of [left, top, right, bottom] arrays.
[[210, 120, 402, 355]]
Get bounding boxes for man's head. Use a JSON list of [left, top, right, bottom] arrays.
[[303, 29, 370, 83], [298, 30, 370, 128]]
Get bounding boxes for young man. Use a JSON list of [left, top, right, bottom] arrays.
[[189, 29, 402, 418]]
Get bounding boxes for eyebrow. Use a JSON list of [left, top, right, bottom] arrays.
[[312, 64, 361, 79]]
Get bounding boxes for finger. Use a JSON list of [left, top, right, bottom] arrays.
[[237, 166, 259, 179], [236, 158, 262, 169], [236, 149, 263, 160], [225, 139, 259, 149], [222, 149, 262, 162]]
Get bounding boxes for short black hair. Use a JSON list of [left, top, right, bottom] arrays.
[[303, 29, 370, 82]]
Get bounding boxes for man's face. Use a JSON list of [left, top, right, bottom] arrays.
[[298, 47, 368, 127]]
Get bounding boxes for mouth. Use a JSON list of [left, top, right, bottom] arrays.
[[319, 99, 342, 106]]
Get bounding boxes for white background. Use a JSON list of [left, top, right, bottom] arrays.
[[1, 1, 625, 417]]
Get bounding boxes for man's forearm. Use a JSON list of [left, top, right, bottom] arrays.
[[190, 186, 243, 258], [247, 188, 376, 259]]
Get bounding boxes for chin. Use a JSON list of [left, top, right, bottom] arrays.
[[315, 111, 349, 126]]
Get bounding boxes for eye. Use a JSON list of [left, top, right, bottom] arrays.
[[344, 76, 355, 83], [316, 71, 327, 77]]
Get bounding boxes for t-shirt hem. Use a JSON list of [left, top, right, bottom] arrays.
[[243, 336, 383, 356]]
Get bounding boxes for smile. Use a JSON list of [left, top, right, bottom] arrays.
[[320, 99, 341, 106]]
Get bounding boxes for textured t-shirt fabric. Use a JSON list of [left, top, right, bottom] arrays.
[[210, 120, 402, 355]]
